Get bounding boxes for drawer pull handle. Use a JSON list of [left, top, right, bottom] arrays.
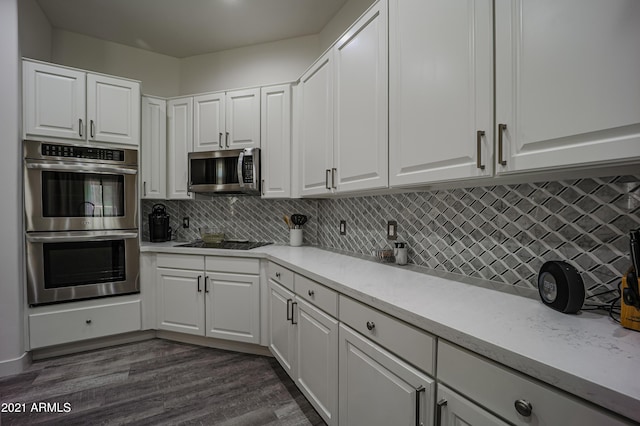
[[308, 290, 315, 297], [276, 272, 281, 278], [366, 321, 375, 331], [85, 319, 92, 324], [436, 399, 447, 426], [514, 399, 533, 417]]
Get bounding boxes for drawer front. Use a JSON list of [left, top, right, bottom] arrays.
[[29, 300, 141, 349], [206, 256, 259, 275], [157, 253, 204, 270], [339, 296, 435, 375], [294, 274, 338, 317], [438, 341, 629, 426], [268, 262, 294, 291]]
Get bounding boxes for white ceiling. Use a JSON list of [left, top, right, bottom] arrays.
[[36, 0, 349, 58]]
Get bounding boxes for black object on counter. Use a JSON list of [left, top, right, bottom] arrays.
[[149, 204, 172, 242]]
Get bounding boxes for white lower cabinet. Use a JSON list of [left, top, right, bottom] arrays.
[[437, 341, 628, 426], [267, 265, 339, 425], [29, 297, 141, 349], [156, 254, 260, 344], [339, 324, 434, 426], [295, 298, 339, 425], [436, 385, 508, 426]]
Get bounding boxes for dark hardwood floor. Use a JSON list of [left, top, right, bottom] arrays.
[[0, 339, 326, 425]]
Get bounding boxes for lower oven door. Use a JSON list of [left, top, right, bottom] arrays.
[[26, 230, 140, 306]]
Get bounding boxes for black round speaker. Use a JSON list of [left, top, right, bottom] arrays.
[[537, 261, 585, 314]]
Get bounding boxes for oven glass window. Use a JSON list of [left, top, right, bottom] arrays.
[[191, 157, 239, 185], [43, 240, 126, 289], [42, 171, 125, 217]]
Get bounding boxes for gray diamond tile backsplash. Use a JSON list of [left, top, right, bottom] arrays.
[[142, 175, 639, 303], [317, 175, 640, 301], [142, 197, 319, 245]]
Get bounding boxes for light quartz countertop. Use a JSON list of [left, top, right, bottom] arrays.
[[141, 242, 640, 422]]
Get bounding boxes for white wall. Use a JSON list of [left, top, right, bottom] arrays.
[[318, 0, 375, 53], [52, 29, 181, 97], [0, 0, 27, 377], [179, 34, 319, 95], [17, 0, 52, 61]]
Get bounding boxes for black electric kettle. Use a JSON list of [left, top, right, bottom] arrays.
[[149, 204, 172, 242]]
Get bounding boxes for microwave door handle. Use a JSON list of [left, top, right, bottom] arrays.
[[26, 231, 139, 243], [237, 150, 245, 189], [25, 161, 137, 175]]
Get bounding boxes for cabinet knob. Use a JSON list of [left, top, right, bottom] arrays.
[[85, 319, 92, 324], [308, 290, 315, 297], [276, 272, 281, 278], [514, 399, 533, 417], [366, 321, 375, 331]]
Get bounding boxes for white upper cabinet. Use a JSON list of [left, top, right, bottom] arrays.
[[299, 51, 334, 197], [298, 0, 388, 197], [23, 61, 86, 141], [333, 0, 388, 193], [193, 92, 225, 152], [23, 60, 140, 147], [495, 0, 640, 173], [261, 84, 292, 198], [87, 74, 140, 146], [167, 97, 193, 200], [193, 88, 260, 152], [226, 88, 261, 150], [141, 96, 167, 199], [389, 0, 493, 187]]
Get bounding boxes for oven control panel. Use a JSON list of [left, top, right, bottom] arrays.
[[42, 143, 124, 161]]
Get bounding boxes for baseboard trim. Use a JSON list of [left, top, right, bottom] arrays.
[[156, 331, 273, 357], [31, 330, 156, 360], [0, 351, 31, 378]]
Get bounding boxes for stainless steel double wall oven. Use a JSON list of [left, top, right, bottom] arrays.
[[24, 140, 140, 306]]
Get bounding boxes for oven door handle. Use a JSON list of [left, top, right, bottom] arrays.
[[25, 161, 137, 175], [26, 231, 139, 243]]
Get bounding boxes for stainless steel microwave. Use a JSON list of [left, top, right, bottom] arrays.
[[188, 148, 261, 195]]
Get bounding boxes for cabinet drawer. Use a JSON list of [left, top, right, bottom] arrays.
[[339, 296, 435, 375], [29, 300, 141, 349], [268, 262, 294, 291], [157, 253, 204, 270], [294, 274, 337, 317], [438, 341, 629, 426], [206, 256, 259, 274]]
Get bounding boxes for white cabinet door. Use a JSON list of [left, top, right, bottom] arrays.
[[295, 298, 339, 425], [495, 0, 640, 173], [333, 0, 388, 193], [167, 97, 193, 199], [156, 268, 204, 336], [268, 280, 296, 377], [226, 88, 260, 150], [437, 385, 509, 426], [261, 84, 291, 198], [141, 96, 167, 199], [205, 272, 260, 344], [23, 61, 86, 141], [339, 324, 435, 426], [87, 74, 140, 146], [389, 0, 493, 187], [193, 92, 225, 152], [299, 52, 334, 196]]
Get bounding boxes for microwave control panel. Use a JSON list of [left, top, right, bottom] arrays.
[[41, 143, 124, 162], [242, 157, 254, 183]]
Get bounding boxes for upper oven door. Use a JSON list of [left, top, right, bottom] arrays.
[[24, 159, 138, 231]]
